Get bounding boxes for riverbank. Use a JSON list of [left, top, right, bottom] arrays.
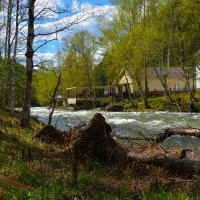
[[64, 92, 200, 112], [0, 108, 200, 199], [104, 92, 200, 112]]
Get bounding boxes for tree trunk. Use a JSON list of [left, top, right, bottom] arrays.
[[151, 127, 200, 144], [113, 127, 200, 144], [21, 0, 35, 127], [124, 70, 135, 107], [48, 73, 62, 125], [2, 0, 12, 107], [11, 0, 19, 116], [84, 59, 96, 109], [143, 0, 150, 109], [153, 67, 174, 104], [127, 152, 200, 175], [144, 63, 150, 109]]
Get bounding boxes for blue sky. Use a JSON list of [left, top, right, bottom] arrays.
[[34, 0, 114, 63], [78, 0, 113, 6]]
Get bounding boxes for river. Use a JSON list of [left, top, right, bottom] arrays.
[[31, 107, 200, 151]]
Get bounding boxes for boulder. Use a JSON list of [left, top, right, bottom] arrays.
[[105, 105, 123, 112]]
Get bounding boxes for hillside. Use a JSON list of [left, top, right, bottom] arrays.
[[0, 108, 200, 199]]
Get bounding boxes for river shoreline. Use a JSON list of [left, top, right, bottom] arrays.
[[30, 107, 200, 152], [61, 92, 200, 113], [0, 107, 200, 199]]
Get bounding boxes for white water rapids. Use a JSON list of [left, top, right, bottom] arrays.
[[31, 107, 200, 151]]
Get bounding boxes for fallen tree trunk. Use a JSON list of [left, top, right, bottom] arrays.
[[113, 127, 200, 144], [151, 127, 200, 144], [127, 152, 200, 175], [36, 113, 200, 175]]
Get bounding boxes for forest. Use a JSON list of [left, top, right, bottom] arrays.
[[0, 0, 200, 199], [0, 0, 200, 124]]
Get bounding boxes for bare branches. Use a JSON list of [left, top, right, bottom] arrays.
[[33, 38, 57, 53], [48, 73, 62, 125]]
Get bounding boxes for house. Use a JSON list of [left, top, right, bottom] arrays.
[[196, 65, 200, 90], [112, 67, 196, 98], [65, 67, 196, 106], [194, 50, 200, 90]]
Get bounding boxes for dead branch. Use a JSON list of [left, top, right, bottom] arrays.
[[36, 113, 200, 175], [127, 152, 200, 175], [151, 127, 200, 144], [113, 127, 200, 144], [48, 73, 62, 125]]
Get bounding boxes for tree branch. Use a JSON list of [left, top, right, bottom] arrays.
[[34, 38, 57, 52]]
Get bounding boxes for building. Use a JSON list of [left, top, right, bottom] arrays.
[[194, 50, 200, 90], [65, 67, 196, 105], [112, 67, 196, 98], [196, 65, 200, 90]]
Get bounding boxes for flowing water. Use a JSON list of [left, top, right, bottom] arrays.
[[31, 107, 200, 151]]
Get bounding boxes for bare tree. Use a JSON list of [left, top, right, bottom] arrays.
[[48, 72, 62, 125], [21, 0, 97, 127], [1, 0, 13, 107], [153, 67, 174, 104], [10, 0, 20, 116]]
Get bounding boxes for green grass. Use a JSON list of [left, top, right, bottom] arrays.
[[140, 184, 200, 200], [0, 108, 200, 199], [111, 91, 200, 112]]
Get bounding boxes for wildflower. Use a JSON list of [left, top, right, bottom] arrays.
[[49, 178, 56, 186]]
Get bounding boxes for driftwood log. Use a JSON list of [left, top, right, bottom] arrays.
[[113, 127, 200, 144], [127, 152, 200, 175], [36, 113, 200, 175], [151, 127, 200, 144]]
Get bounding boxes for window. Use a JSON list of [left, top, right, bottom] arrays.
[[174, 84, 179, 91]]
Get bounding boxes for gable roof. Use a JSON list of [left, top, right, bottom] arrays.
[[113, 67, 195, 84], [148, 67, 195, 79]]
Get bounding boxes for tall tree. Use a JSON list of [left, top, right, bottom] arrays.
[[21, 1, 96, 127], [99, 0, 157, 107], [21, 0, 35, 127], [10, 0, 20, 116], [157, 0, 200, 109], [62, 31, 98, 108], [1, 0, 13, 107]]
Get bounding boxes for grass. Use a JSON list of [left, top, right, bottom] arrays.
[[113, 91, 200, 112], [0, 108, 200, 199]]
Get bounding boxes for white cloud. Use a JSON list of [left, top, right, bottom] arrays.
[[34, 52, 56, 63], [34, 4, 114, 41], [34, 0, 64, 19], [0, 0, 115, 64], [71, 0, 79, 11], [94, 47, 105, 63]]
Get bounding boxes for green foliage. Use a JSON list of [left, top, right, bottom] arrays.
[[61, 31, 98, 89], [98, 0, 200, 106], [32, 69, 57, 105], [0, 60, 25, 107]]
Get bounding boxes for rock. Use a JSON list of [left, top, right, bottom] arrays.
[[105, 105, 123, 112]]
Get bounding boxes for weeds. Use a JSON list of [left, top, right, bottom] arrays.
[[0, 108, 200, 199]]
